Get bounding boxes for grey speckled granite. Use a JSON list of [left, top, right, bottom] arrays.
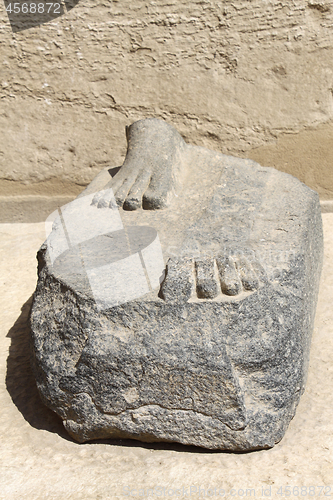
[[30, 119, 323, 450]]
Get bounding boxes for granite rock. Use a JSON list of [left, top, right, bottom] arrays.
[[30, 119, 323, 450]]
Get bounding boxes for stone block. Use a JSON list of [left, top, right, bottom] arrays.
[[30, 119, 323, 450]]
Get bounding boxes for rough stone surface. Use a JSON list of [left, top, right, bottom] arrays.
[[2, 219, 333, 498], [2, 0, 333, 200], [29, 119, 323, 450]]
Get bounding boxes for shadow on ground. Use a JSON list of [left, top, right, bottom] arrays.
[[5, 296, 252, 454], [6, 296, 71, 441]]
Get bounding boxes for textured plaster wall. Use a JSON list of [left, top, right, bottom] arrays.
[[0, 0, 333, 198]]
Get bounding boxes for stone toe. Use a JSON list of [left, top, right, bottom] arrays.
[[96, 188, 115, 208], [195, 259, 219, 299], [142, 170, 172, 210], [217, 256, 242, 296], [236, 257, 259, 291], [91, 192, 102, 207], [114, 176, 136, 208], [123, 171, 151, 211], [159, 258, 194, 303]]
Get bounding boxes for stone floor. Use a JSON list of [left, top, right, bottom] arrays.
[[0, 216, 332, 500]]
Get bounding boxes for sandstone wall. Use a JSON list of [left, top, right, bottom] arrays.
[[1, 0, 333, 201]]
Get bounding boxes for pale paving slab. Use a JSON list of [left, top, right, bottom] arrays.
[[0, 217, 332, 500]]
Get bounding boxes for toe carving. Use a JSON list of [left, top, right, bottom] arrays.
[[159, 254, 265, 302], [195, 259, 219, 299], [235, 257, 260, 291], [109, 118, 188, 211], [123, 171, 151, 211], [91, 189, 119, 210], [159, 258, 194, 303], [217, 256, 242, 296]]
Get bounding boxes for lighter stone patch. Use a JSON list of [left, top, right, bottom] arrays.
[[123, 388, 139, 404]]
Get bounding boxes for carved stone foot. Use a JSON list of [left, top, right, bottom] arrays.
[[92, 118, 187, 210]]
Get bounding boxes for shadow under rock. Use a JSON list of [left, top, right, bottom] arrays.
[[5, 295, 73, 441], [86, 437, 260, 455], [86, 437, 226, 454]]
